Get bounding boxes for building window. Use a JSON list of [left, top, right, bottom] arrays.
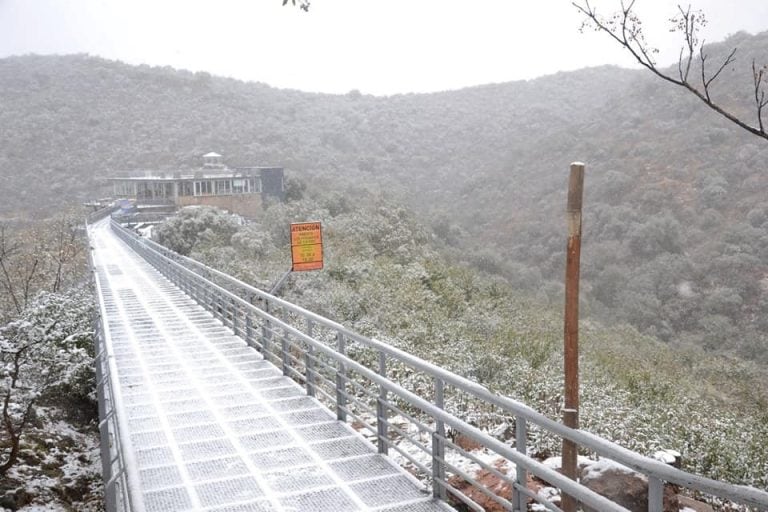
[[216, 180, 231, 195], [194, 181, 213, 196], [114, 182, 135, 197], [232, 179, 247, 194], [180, 182, 194, 196]]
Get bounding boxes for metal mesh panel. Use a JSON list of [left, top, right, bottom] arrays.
[[194, 476, 263, 507], [143, 486, 192, 512], [139, 465, 184, 491], [131, 430, 168, 449], [259, 386, 304, 401], [279, 407, 335, 426], [226, 416, 282, 435], [249, 447, 314, 471], [172, 423, 226, 443], [294, 421, 354, 442], [350, 475, 428, 507], [179, 439, 237, 462], [329, 454, 402, 481], [204, 501, 274, 512], [135, 446, 175, 467], [219, 404, 268, 420], [278, 487, 359, 512], [237, 430, 294, 451], [379, 500, 454, 512], [186, 456, 250, 482], [260, 465, 334, 494], [310, 437, 374, 460]]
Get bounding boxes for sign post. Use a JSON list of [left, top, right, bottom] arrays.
[[290, 222, 323, 271]]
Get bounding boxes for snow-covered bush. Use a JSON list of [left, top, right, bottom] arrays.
[[0, 284, 94, 475]]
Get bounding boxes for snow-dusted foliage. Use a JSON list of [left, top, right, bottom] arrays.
[[0, 284, 94, 476], [153, 198, 768, 497], [152, 205, 241, 256]]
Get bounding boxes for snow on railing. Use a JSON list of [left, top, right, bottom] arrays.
[[88, 230, 147, 512], [109, 218, 768, 512]]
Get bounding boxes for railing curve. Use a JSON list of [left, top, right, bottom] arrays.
[[109, 218, 768, 512], [88, 228, 147, 512]]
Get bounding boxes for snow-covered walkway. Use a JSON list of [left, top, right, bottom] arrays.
[[88, 220, 451, 512]]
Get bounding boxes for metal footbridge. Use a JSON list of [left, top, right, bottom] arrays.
[[87, 214, 768, 512]]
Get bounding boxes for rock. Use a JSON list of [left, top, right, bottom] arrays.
[[677, 495, 714, 512], [580, 459, 678, 512], [541, 455, 594, 475], [653, 449, 682, 468], [489, 422, 514, 441], [0, 487, 33, 511]]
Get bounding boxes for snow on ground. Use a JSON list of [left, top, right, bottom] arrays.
[[2, 407, 104, 512]]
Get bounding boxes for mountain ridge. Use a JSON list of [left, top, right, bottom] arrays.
[[1, 31, 767, 360]]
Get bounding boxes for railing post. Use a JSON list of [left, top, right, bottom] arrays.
[[245, 312, 254, 349], [281, 331, 289, 377], [376, 351, 388, 455], [230, 296, 237, 332], [93, 326, 118, 512], [306, 319, 316, 397], [206, 269, 214, 311], [648, 477, 664, 512], [515, 415, 528, 512], [432, 377, 447, 500], [262, 300, 272, 363], [336, 332, 347, 422]]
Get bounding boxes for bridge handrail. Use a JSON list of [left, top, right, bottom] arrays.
[[86, 203, 119, 225], [110, 218, 768, 511], [88, 227, 147, 512]]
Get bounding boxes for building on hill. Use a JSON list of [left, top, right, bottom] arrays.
[[108, 153, 285, 218]]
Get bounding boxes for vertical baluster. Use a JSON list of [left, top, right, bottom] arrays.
[[206, 270, 213, 312], [515, 415, 528, 512], [244, 294, 254, 348], [648, 477, 663, 512], [336, 333, 347, 422], [262, 300, 272, 363], [245, 312, 254, 349], [377, 352, 388, 455], [281, 329, 289, 377], [306, 319, 316, 397], [230, 296, 237, 332], [432, 377, 447, 500]]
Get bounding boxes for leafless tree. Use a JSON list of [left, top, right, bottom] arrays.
[[0, 225, 44, 318], [282, 0, 310, 12], [0, 216, 86, 321], [574, 0, 768, 142]]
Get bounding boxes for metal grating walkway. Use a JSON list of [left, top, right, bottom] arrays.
[[89, 220, 452, 512]]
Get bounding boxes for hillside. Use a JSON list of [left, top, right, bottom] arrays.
[[150, 202, 768, 496], [1, 31, 767, 361]]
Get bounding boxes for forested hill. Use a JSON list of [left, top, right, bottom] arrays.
[[2, 30, 768, 360]]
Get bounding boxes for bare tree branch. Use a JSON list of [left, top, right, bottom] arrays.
[[574, 1, 768, 143], [282, 0, 310, 12], [754, 60, 768, 133]]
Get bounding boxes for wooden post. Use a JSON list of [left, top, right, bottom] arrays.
[[562, 162, 585, 512]]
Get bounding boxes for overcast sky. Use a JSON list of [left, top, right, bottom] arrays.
[[1, 0, 767, 96]]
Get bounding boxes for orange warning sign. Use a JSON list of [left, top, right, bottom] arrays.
[[290, 222, 323, 271]]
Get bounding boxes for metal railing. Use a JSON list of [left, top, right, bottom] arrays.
[[86, 203, 119, 226], [111, 211, 173, 225], [89, 232, 147, 512], [109, 218, 768, 512]]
